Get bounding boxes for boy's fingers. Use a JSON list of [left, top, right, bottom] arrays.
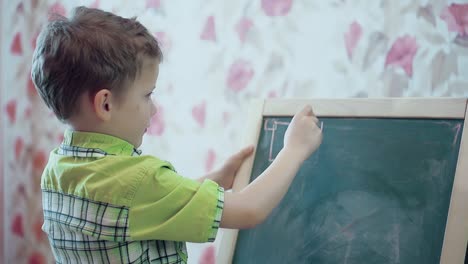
[[241, 146, 255, 156], [231, 146, 254, 161], [298, 105, 314, 117], [311, 116, 319, 124]]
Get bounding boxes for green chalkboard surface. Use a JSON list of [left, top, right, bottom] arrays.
[[233, 117, 463, 264]]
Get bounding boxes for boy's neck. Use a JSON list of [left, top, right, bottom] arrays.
[[67, 113, 119, 141]]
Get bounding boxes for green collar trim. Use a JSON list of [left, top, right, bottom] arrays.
[[62, 130, 140, 156]]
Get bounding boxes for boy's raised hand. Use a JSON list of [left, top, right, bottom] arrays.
[[207, 105, 321, 190], [284, 105, 323, 162], [220, 105, 323, 229]]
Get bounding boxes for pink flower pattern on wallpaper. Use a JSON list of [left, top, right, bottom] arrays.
[[146, 0, 161, 9], [385, 35, 419, 77], [10, 32, 23, 55], [261, 0, 293, 16], [198, 245, 216, 264], [15, 137, 24, 160], [226, 59, 254, 92], [33, 150, 47, 173], [16, 2, 24, 14], [28, 251, 46, 264], [11, 214, 24, 237], [192, 101, 206, 127], [440, 3, 468, 37], [24, 106, 33, 120], [30, 0, 39, 9], [235, 18, 254, 43], [48, 2, 66, 20], [89, 0, 100, 9], [33, 216, 47, 242], [344, 21, 362, 59], [154, 31, 172, 53], [200, 16, 216, 41], [5, 100, 17, 124]]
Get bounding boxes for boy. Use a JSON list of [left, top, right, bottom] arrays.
[[32, 6, 322, 264]]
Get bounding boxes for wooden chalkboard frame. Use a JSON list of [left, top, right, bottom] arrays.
[[217, 98, 468, 264]]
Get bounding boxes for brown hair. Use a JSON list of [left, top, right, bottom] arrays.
[[31, 6, 162, 121]]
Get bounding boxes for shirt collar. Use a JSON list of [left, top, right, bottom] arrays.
[[61, 130, 142, 156]]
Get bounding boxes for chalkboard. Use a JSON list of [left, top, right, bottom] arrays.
[[217, 99, 468, 264], [233, 117, 463, 263]]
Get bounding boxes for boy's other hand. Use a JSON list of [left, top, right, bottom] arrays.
[[215, 146, 254, 189], [283, 105, 323, 162]]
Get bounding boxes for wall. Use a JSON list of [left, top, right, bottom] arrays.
[[1, 0, 467, 263], [0, 0, 4, 260]]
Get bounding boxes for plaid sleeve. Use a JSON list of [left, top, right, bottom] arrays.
[[128, 162, 225, 243], [207, 186, 224, 242]]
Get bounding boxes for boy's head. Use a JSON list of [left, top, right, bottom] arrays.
[[32, 6, 162, 147]]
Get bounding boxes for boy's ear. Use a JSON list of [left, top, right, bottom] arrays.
[[93, 89, 113, 121]]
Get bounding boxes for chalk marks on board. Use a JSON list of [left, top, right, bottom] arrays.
[[264, 119, 290, 162], [264, 118, 324, 162]]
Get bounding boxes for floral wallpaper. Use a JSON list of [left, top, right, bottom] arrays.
[[1, 0, 467, 263]]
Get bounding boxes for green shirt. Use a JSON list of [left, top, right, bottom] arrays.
[[41, 130, 224, 264]]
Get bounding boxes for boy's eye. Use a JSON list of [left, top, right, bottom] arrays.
[[146, 91, 154, 97]]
